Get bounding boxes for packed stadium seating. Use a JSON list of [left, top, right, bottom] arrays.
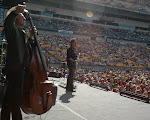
[[38, 33, 150, 68], [82, 0, 150, 13], [75, 68, 150, 101], [52, 66, 150, 101], [31, 16, 150, 43]]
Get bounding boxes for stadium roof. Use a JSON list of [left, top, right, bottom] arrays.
[[27, 0, 150, 19], [28, 0, 150, 15]]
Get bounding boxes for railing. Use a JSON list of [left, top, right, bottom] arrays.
[[120, 90, 150, 103]]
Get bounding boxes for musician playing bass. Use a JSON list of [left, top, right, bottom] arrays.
[[1, 4, 36, 120]]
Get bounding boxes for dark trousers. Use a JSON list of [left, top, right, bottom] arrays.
[[1, 68, 24, 120], [66, 66, 75, 91]]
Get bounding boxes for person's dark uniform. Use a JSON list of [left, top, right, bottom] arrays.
[[1, 11, 33, 120], [66, 45, 77, 92]]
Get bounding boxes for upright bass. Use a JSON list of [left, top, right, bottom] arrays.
[[21, 10, 57, 115]]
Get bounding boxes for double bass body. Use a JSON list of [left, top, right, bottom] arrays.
[[21, 11, 56, 115]]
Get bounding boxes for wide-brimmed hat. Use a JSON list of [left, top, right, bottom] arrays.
[[6, 6, 17, 17]]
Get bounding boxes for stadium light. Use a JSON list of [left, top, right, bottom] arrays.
[[86, 11, 93, 17]]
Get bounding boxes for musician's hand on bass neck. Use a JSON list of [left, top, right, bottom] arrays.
[[15, 4, 26, 14], [28, 26, 37, 39]]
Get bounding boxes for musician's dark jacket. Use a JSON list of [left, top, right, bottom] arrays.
[[67, 46, 77, 68], [4, 11, 32, 71]]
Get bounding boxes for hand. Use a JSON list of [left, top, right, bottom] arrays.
[[15, 4, 26, 14], [29, 26, 37, 39]]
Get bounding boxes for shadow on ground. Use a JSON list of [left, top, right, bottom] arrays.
[[59, 91, 75, 103]]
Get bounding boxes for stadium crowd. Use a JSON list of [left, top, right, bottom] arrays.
[[32, 5, 150, 101], [50, 66, 150, 100], [75, 68, 150, 98], [32, 16, 150, 43], [38, 34, 150, 68], [85, 0, 150, 13]]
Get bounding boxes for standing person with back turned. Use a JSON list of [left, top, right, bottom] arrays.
[[1, 4, 35, 120], [66, 38, 77, 92]]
